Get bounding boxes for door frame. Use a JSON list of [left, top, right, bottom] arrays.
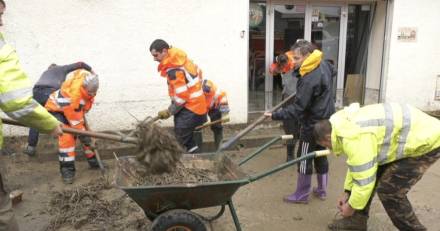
[[263, 0, 349, 109]]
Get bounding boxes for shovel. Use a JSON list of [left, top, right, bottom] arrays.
[[219, 93, 296, 151], [1, 117, 139, 145], [84, 117, 105, 172]]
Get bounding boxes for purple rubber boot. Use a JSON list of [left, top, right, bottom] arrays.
[[313, 173, 328, 200], [283, 173, 312, 204]]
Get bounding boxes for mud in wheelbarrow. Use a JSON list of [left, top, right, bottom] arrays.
[[115, 136, 330, 231]]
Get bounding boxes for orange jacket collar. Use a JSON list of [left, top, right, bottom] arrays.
[[157, 47, 188, 77]]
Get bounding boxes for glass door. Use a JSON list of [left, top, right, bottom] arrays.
[[306, 5, 347, 107]]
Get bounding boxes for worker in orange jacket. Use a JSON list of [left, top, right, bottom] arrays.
[[201, 79, 229, 149], [45, 69, 99, 184], [269, 50, 300, 162], [149, 39, 207, 153]]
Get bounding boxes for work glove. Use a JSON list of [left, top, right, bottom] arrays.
[[168, 102, 184, 115], [157, 109, 171, 119], [79, 135, 92, 147], [219, 104, 230, 113]]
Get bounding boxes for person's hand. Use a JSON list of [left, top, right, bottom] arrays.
[[50, 123, 63, 137], [337, 192, 350, 211], [264, 112, 272, 118], [339, 201, 355, 217], [157, 109, 171, 119]]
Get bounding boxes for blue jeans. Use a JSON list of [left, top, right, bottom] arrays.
[[27, 86, 56, 147]]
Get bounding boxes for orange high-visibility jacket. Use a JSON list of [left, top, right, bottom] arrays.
[[157, 47, 207, 115], [45, 69, 94, 130], [270, 50, 295, 74], [202, 79, 228, 110]]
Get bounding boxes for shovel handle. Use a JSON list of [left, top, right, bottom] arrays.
[[1, 117, 138, 144], [219, 93, 296, 151], [195, 116, 230, 130]]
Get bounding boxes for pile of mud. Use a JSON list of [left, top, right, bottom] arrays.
[[119, 158, 219, 186], [45, 178, 148, 231], [133, 119, 184, 174]]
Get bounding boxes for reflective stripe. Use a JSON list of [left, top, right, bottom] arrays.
[[357, 119, 385, 127], [167, 67, 199, 87], [0, 39, 4, 48], [379, 103, 394, 164], [7, 100, 39, 119], [59, 147, 75, 153], [190, 90, 203, 99], [355, 104, 394, 164], [174, 96, 186, 104], [396, 104, 411, 160], [0, 88, 32, 104], [70, 120, 81, 126], [353, 174, 376, 186], [188, 146, 199, 153], [348, 157, 377, 172], [59, 156, 75, 162], [56, 98, 71, 104], [175, 85, 188, 94]]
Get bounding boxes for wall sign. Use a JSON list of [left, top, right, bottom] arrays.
[[397, 27, 417, 42]]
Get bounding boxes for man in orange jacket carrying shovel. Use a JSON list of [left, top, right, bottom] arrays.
[[150, 39, 207, 153]]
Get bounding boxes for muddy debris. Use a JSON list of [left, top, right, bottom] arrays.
[[120, 158, 219, 186], [45, 178, 148, 231], [133, 119, 184, 174]]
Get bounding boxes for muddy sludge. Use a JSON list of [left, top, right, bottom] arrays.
[[133, 120, 184, 174], [118, 158, 219, 186], [45, 178, 148, 231]]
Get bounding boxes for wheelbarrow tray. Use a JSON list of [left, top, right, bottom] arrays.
[[115, 153, 248, 215]]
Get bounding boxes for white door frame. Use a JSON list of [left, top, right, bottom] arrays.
[[264, 1, 348, 109]]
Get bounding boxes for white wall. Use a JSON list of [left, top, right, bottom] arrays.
[[2, 0, 249, 135], [384, 0, 440, 110], [364, 1, 386, 105]]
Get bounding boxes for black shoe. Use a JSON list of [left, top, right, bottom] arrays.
[[87, 156, 100, 169], [60, 161, 75, 184]]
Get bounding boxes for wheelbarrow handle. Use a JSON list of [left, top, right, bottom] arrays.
[[238, 135, 294, 166], [245, 149, 331, 184], [1, 117, 139, 145], [219, 93, 296, 151]]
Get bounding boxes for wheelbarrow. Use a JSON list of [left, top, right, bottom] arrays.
[[115, 135, 330, 231]]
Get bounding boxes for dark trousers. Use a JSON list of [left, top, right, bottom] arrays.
[[296, 139, 328, 175], [27, 86, 56, 147], [358, 148, 440, 231], [174, 108, 207, 153], [282, 94, 299, 158], [208, 108, 223, 134]]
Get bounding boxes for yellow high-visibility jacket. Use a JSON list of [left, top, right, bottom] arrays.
[[330, 103, 440, 209], [0, 33, 58, 147]]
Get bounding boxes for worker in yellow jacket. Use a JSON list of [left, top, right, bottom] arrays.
[[314, 103, 440, 231], [0, 0, 62, 229]]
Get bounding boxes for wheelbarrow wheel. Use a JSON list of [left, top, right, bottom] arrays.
[[151, 209, 208, 231]]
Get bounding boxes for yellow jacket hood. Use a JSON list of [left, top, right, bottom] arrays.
[[299, 50, 323, 77]]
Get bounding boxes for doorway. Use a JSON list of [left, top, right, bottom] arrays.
[[249, 1, 376, 111]]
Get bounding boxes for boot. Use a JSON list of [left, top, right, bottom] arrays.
[[24, 145, 37, 157], [213, 128, 223, 150], [286, 142, 295, 162], [313, 173, 328, 200], [60, 161, 75, 184], [283, 173, 311, 204], [328, 212, 368, 231], [87, 156, 100, 169]]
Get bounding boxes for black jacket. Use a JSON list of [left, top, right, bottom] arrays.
[[272, 59, 336, 142]]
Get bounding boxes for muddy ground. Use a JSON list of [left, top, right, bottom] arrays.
[[1, 146, 440, 231]]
